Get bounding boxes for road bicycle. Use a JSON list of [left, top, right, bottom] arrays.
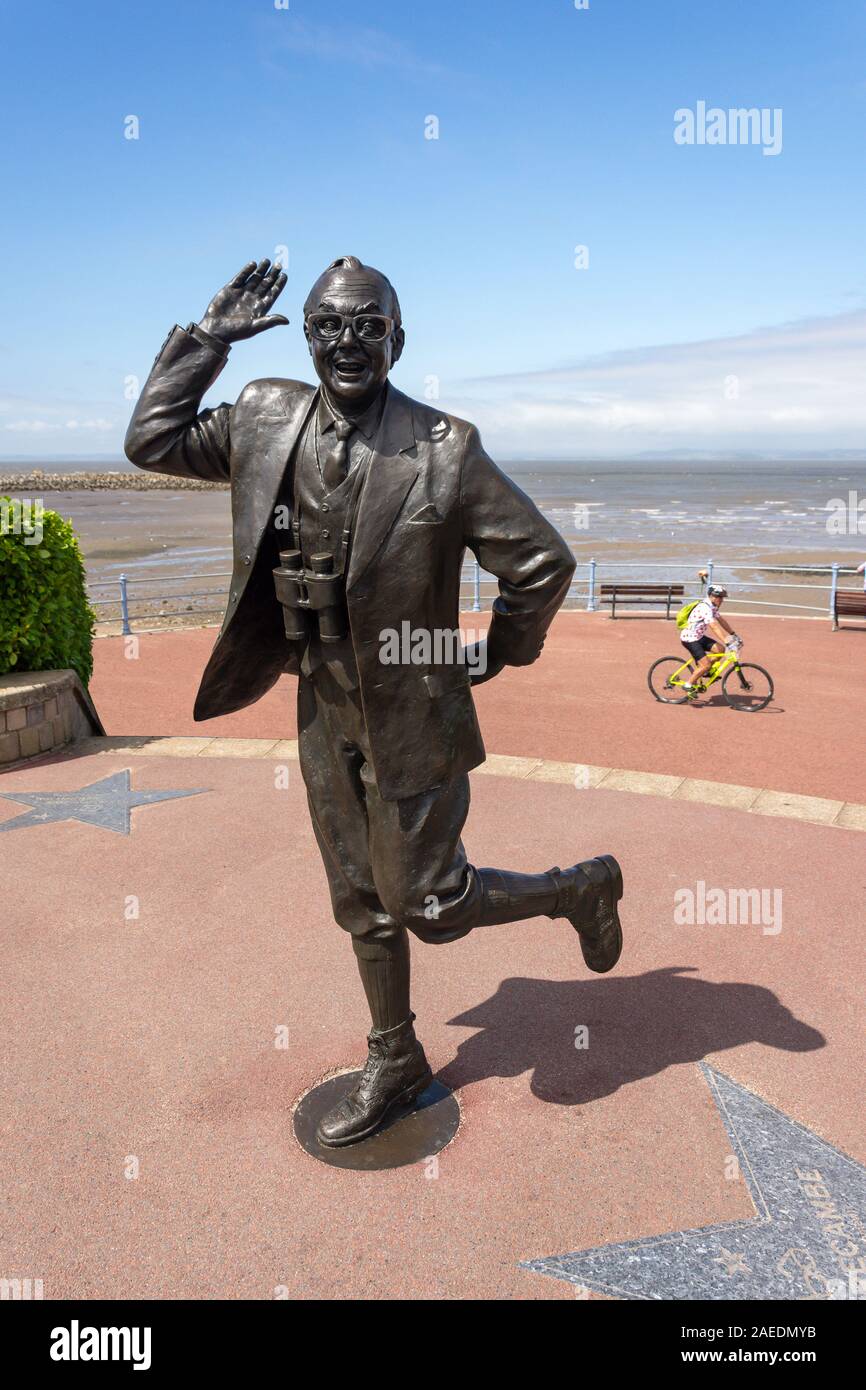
[[647, 643, 774, 711]]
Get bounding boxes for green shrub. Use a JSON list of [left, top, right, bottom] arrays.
[[0, 499, 96, 686]]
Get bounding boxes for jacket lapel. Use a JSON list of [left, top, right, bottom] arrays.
[[347, 385, 419, 589]]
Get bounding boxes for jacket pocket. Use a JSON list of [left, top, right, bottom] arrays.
[[423, 666, 471, 699], [406, 503, 445, 526]]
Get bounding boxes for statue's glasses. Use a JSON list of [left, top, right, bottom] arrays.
[[306, 312, 395, 343]]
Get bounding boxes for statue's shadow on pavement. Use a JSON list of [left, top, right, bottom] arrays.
[[437, 967, 824, 1105]]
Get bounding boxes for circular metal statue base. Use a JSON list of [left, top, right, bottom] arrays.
[[293, 1071, 460, 1171]]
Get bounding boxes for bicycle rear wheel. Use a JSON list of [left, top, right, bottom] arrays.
[[722, 662, 774, 712], [648, 656, 693, 704]]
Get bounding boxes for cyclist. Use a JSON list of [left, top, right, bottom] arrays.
[[680, 584, 741, 693]]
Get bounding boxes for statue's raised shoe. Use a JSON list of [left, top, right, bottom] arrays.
[[548, 854, 623, 973], [316, 1014, 433, 1148]]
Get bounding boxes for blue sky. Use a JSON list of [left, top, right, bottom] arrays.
[[2, 0, 865, 459]]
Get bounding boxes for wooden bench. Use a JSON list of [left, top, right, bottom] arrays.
[[600, 583, 684, 619], [833, 589, 866, 630]]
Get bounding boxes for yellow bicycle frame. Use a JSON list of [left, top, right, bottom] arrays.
[[669, 648, 740, 691]]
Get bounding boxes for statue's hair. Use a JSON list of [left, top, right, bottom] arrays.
[[304, 256, 401, 326]]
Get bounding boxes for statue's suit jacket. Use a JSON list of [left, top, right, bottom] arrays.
[[124, 325, 576, 800]]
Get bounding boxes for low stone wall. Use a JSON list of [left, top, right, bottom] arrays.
[[0, 670, 104, 767]]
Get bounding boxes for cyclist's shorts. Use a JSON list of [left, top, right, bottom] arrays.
[[681, 635, 717, 661]]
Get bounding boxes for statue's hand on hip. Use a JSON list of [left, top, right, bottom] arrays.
[[198, 259, 289, 344], [466, 640, 505, 687]]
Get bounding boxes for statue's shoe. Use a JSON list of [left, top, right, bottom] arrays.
[[548, 854, 624, 973], [316, 1014, 433, 1148]]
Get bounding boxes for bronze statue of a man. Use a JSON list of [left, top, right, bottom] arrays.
[[125, 256, 624, 1147]]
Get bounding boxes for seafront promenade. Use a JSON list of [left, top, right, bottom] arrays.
[[1, 612, 863, 1299], [89, 611, 863, 803]]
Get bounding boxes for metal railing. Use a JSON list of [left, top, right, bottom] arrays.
[[89, 570, 233, 634], [89, 556, 864, 634], [470, 557, 862, 620]]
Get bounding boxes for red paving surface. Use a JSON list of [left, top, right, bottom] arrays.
[[1, 746, 862, 1299], [4, 610, 863, 1300], [89, 611, 866, 803]]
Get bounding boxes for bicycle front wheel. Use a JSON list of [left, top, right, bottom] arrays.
[[722, 662, 774, 712], [648, 656, 693, 704]]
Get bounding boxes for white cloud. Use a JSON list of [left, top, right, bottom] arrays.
[[267, 19, 456, 80], [0, 396, 118, 448], [768, 408, 820, 423], [2, 419, 62, 433], [443, 310, 866, 458], [2, 416, 112, 434]]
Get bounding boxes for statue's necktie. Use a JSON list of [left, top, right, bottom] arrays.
[[321, 418, 355, 491]]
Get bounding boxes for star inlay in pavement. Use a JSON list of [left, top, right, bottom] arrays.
[[0, 769, 208, 835], [523, 1064, 866, 1300]]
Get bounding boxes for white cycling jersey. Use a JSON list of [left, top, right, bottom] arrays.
[[681, 598, 716, 643]]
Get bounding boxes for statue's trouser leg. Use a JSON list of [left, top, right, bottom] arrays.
[[362, 774, 560, 943], [298, 668, 560, 974], [298, 669, 420, 1035]]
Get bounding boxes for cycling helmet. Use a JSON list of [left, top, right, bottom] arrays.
[[707, 584, 728, 597]]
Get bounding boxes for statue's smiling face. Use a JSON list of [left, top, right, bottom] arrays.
[[304, 272, 404, 410]]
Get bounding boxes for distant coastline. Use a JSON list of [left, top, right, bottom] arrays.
[[0, 470, 227, 492], [2, 450, 865, 481]]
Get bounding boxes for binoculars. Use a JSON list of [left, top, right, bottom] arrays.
[[272, 549, 348, 643]]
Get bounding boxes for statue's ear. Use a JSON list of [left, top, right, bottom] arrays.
[[303, 323, 313, 356], [391, 326, 405, 365]]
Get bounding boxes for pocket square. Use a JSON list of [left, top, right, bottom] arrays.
[[407, 503, 444, 525]]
